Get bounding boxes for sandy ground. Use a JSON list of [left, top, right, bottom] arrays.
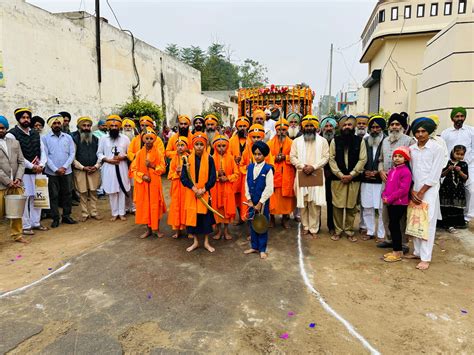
[[0, 179, 473, 353]]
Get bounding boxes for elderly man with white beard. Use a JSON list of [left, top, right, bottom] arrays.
[[287, 113, 303, 140], [360, 115, 386, 242], [205, 114, 219, 154], [377, 113, 415, 251]]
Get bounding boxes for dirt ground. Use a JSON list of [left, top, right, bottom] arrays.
[[0, 179, 473, 353]]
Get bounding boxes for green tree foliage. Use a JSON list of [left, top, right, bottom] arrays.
[[165, 42, 268, 91], [119, 96, 164, 127]]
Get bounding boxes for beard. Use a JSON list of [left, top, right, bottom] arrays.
[[193, 126, 204, 133], [303, 131, 316, 141], [322, 131, 334, 141], [20, 120, 31, 129], [368, 132, 383, 147], [80, 131, 92, 144], [388, 129, 402, 142], [109, 129, 120, 140], [206, 129, 216, 143], [356, 127, 367, 137], [341, 128, 355, 147], [237, 129, 247, 138], [122, 129, 135, 141], [454, 120, 464, 129], [288, 127, 300, 138], [178, 127, 189, 136]]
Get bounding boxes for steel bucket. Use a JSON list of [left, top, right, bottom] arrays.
[[4, 189, 26, 219]]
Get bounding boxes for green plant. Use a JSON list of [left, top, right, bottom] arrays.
[[119, 97, 164, 127]]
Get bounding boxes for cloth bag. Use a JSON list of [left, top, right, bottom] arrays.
[[405, 201, 429, 240], [33, 175, 50, 209]]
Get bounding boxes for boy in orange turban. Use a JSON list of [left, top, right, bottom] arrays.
[[165, 114, 194, 159]]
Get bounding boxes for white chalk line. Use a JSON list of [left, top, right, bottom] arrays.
[[296, 225, 380, 355], [0, 262, 71, 299]]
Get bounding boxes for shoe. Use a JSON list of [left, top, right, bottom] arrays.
[[62, 216, 77, 224], [72, 200, 79, 206], [91, 215, 103, 221], [402, 245, 410, 255], [456, 221, 468, 229], [447, 227, 458, 234], [51, 219, 60, 228], [376, 241, 393, 248]]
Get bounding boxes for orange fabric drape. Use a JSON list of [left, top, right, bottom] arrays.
[[211, 152, 240, 223], [128, 135, 165, 178], [165, 132, 194, 159], [184, 152, 210, 227], [131, 145, 167, 230], [167, 154, 187, 231]]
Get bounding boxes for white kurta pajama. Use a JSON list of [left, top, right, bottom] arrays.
[[290, 135, 329, 234], [410, 139, 445, 262], [97, 134, 130, 217]]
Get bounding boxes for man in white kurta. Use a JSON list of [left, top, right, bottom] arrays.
[[409, 117, 445, 270], [441, 107, 474, 224], [290, 115, 329, 237], [97, 116, 130, 221]]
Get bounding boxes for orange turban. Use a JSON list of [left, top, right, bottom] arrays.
[[275, 118, 289, 130], [192, 133, 208, 146], [235, 116, 250, 128], [139, 116, 154, 127], [253, 109, 266, 120], [249, 124, 265, 138], [174, 136, 189, 148], [205, 114, 219, 125], [212, 134, 229, 148], [106, 114, 122, 127], [301, 115, 319, 129], [178, 115, 191, 125], [141, 127, 157, 142], [123, 118, 136, 129]]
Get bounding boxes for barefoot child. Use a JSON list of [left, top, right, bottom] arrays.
[[167, 136, 189, 238], [381, 146, 412, 262], [211, 135, 240, 240], [131, 128, 167, 239], [181, 134, 217, 253], [439, 145, 469, 233], [244, 141, 274, 259]]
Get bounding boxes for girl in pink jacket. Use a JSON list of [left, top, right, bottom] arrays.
[[381, 146, 412, 262]]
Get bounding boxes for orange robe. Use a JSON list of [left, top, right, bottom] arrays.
[[167, 153, 187, 231], [239, 140, 274, 220], [131, 146, 167, 230], [229, 134, 247, 210], [128, 134, 165, 162], [268, 136, 296, 215], [165, 132, 194, 159], [211, 151, 240, 223]]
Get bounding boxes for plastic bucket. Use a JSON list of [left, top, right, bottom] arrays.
[[4, 192, 27, 219]]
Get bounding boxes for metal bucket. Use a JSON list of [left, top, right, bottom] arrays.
[[4, 191, 27, 219]]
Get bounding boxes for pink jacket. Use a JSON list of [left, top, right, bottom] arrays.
[[382, 164, 412, 205]]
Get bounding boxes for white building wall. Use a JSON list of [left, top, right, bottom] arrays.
[[0, 0, 204, 127]]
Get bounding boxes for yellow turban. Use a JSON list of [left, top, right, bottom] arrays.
[[249, 124, 265, 138], [212, 134, 229, 148], [47, 114, 64, 127], [356, 114, 369, 123], [139, 116, 154, 127], [275, 118, 289, 130], [178, 115, 191, 125], [76, 116, 93, 127], [252, 109, 266, 120], [235, 116, 250, 128], [427, 114, 440, 127], [205, 114, 219, 125], [192, 133, 208, 146], [141, 127, 157, 142], [106, 114, 122, 127], [174, 136, 189, 149], [123, 118, 136, 129], [301, 115, 319, 128]]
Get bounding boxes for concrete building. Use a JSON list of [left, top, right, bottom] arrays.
[[201, 90, 238, 126], [318, 95, 336, 117], [335, 85, 358, 115], [359, 0, 473, 130], [0, 0, 235, 128]]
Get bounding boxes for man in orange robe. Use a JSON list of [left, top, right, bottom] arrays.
[[131, 128, 167, 239], [127, 116, 165, 162], [167, 136, 189, 238], [268, 118, 296, 228], [166, 115, 194, 159], [211, 134, 240, 240], [228, 116, 250, 224]]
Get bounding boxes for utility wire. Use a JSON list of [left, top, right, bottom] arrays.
[[336, 38, 362, 51]]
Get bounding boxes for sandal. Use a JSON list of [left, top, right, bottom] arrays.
[[347, 235, 358, 242], [361, 235, 373, 241], [384, 254, 401, 262], [32, 225, 49, 231], [331, 234, 341, 241], [22, 229, 35, 235]]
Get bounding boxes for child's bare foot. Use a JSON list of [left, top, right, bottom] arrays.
[[416, 261, 430, 270], [244, 248, 258, 254], [186, 240, 199, 252], [224, 233, 233, 240], [156, 231, 165, 238], [204, 242, 215, 253], [260, 252, 268, 259], [213, 231, 222, 240], [139, 230, 152, 239], [15, 236, 30, 244], [171, 233, 179, 239]]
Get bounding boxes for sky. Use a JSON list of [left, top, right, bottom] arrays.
[[28, 0, 377, 99]]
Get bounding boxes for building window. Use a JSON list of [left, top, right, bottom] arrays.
[[379, 9, 385, 22], [444, 2, 452, 15], [431, 3, 438, 16], [404, 5, 412, 18], [417, 4, 425, 17], [458, 0, 466, 13], [391, 7, 399, 20]]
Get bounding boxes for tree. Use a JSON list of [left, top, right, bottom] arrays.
[[239, 59, 268, 88], [119, 96, 164, 127], [165, 43, 180, 58]]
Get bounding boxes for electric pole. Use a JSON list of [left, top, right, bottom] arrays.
[[95, 0, 102, 83]]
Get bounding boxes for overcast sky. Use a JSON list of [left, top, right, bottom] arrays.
[[28, 0, 377, 99]]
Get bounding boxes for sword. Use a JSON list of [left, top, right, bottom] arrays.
[[112, 146, 129, 197]]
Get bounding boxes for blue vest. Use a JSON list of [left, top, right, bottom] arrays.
[[246, 163, 272, 216]]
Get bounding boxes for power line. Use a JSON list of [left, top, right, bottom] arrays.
[[336, 38, 362, 51]]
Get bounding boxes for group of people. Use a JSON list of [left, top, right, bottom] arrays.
[[0, 106, 472, 268]]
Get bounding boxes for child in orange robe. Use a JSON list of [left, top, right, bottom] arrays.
[[131, 128, 167, 239], [211, 135, 240, 240]]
